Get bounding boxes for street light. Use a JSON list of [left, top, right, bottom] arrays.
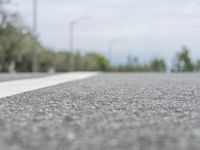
[[69, 16, 90, 52], [108, 38, 123, 64], [68, 17, 90, 71], [32, 0, 38, 72]]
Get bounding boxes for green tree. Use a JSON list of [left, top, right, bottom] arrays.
[[38, 49, 55, 72], [150, 58, 166, 72], [172, 46, 193, 72], [83, 53, 109, 71], [54, 51, 72, 72], [0, 0, 27, 72], [0, 24, 26, 71]]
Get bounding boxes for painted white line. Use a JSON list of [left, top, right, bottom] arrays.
[[0, 72, 98, 99]]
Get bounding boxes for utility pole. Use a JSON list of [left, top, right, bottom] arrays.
[[32, 0, 38, 72]]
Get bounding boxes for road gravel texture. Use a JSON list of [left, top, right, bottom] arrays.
[[0, 73, 200, 150]]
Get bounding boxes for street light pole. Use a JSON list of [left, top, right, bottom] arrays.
[[108, 39, 123, 64], [68, 17, 90, 52], [69, 21, 75, 53], [32, 0, 38, 72], [68, 17, 90, 71]]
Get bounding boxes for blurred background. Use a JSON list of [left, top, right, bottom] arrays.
[[0, 0, 200, 73]]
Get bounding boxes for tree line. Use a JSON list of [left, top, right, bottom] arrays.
[[0, 1, 200, 73], [111, 57, 166, 72], [0, 23, 109, 72], [112, 46, 200, 73]]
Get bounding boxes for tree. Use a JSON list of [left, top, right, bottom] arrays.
[[38, 49, 55, 72], [172, 46, 193, 72], [0, 0, 25, 72], [0, 23, 34, 72], [53, 52, 70, 72], [82, 53, 109, 71], [150, 58, 166, 72]]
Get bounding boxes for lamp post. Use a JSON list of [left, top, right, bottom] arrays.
[[32, 0, 38, 72], [69, 17, 90, 52], [68, 17, 90, 71], [108, 38, 123, 64]]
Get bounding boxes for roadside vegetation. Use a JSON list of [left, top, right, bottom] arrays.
[[0, 1, 199, 73], [111, 57, 166, 72]]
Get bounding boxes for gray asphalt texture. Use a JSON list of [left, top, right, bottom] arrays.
[[0, 73, 52, 82], [0, 73, 200, 150]]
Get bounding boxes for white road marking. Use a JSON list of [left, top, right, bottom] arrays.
[[0, 72, 98, 99]]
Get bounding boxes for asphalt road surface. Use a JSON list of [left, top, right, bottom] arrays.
[[0, 73, 200, 150]]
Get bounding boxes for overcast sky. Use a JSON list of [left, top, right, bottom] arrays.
[[8, 0, 200, 65]]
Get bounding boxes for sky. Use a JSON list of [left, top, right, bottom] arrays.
[[7, 0, 200, 65]]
